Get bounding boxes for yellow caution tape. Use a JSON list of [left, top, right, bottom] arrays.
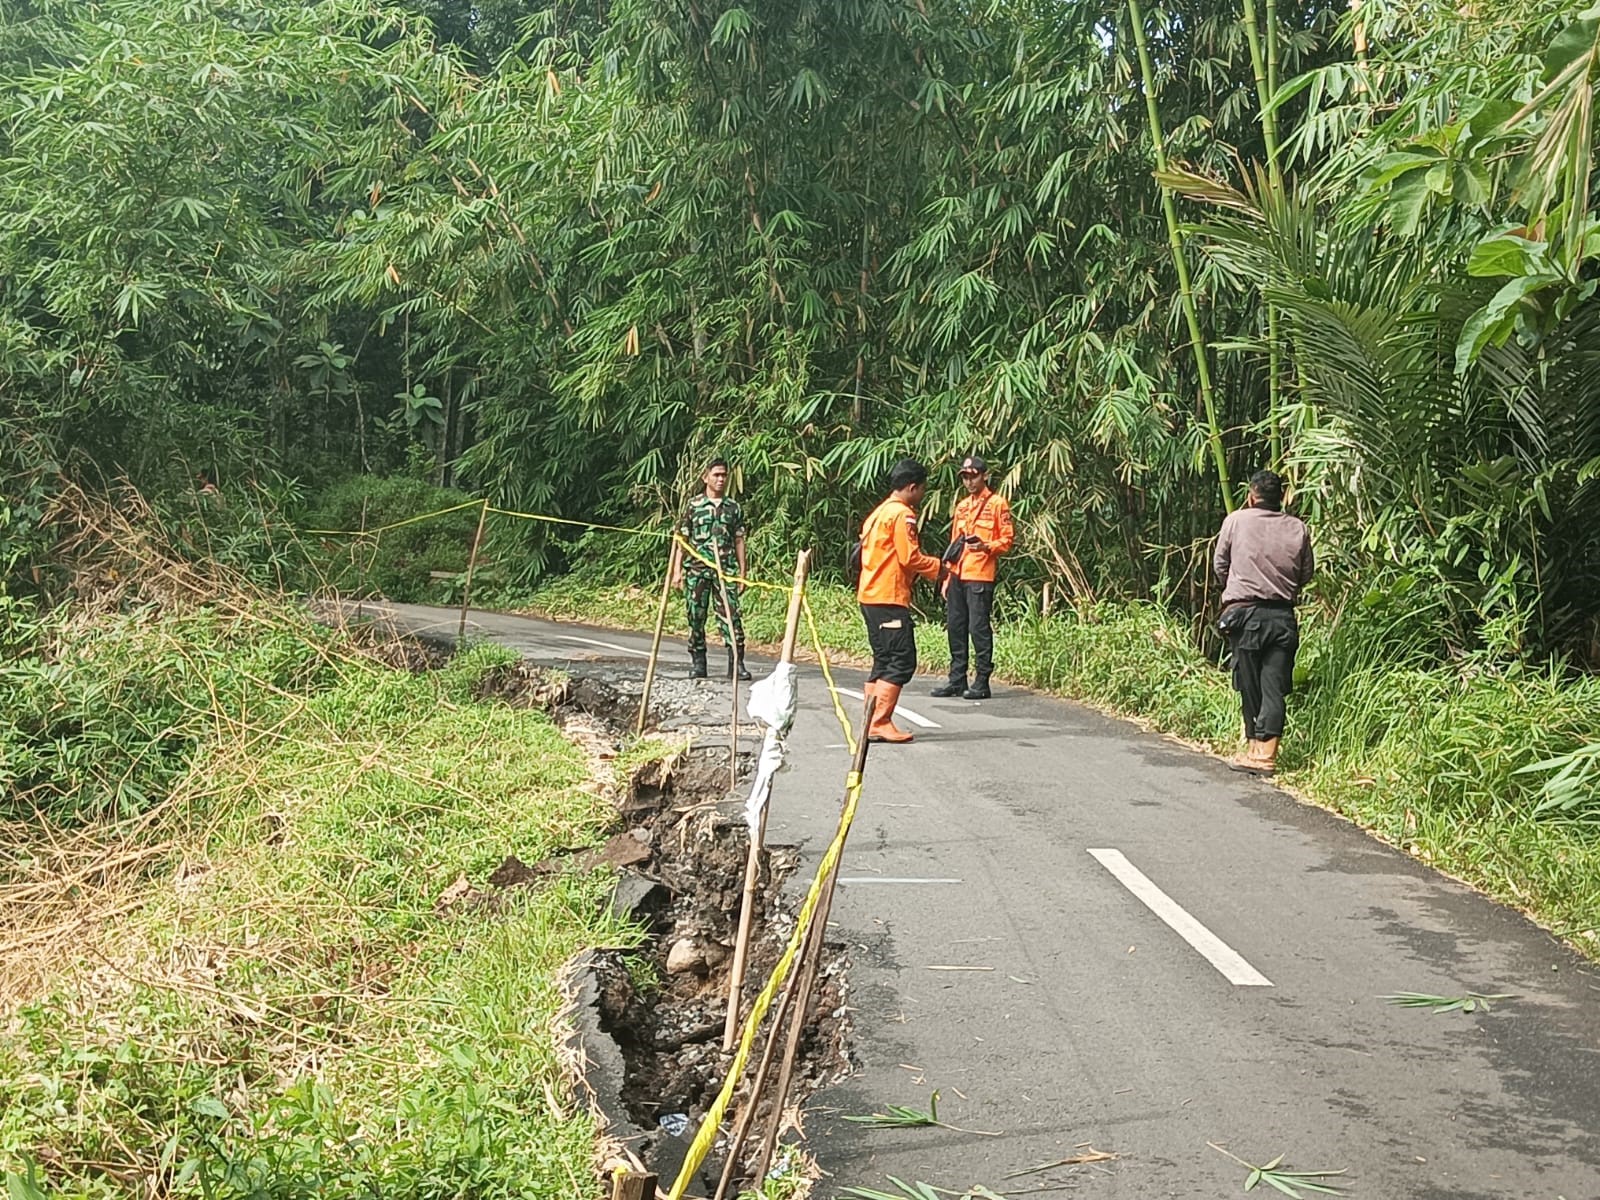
[[667, 600, 865, 1196], [307, 493, 871, 1197], [667, 768, 866, 1199], [488, 504, 674, 540], [803, 594, 858, 757], [303, 497, 486, 537]]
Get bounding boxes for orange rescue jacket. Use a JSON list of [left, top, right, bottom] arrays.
[[949, 488, 1014, 582], [857, 497, 941, 606]]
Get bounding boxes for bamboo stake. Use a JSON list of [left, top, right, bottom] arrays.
[[711, 900, 823, 1200], [610, 1170, 657, 1200], [750, 697, 874, 1185], [456, 499, 490, 647], [714, 545, 740, 792], [637, 541, 677, 735], [1127, 0, 1235, 510], [724, 550, 811, 1052]]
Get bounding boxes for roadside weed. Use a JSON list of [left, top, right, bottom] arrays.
[[1212, 1144, 1348, 1197], [0, 602, 638, 1198], [843, 1092, 942, 1130], [1382, 991, 1513, 1013]]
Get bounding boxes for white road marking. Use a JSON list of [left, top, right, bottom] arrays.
[[832, 685, 940, 728], [839, 877, 964, 885], [555, 634, 652, 659], [1087, 848, 1273, 987]]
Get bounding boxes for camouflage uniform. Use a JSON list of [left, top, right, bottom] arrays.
[[680, 495, 746, 654]]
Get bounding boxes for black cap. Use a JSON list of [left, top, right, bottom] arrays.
[[959, 455, 987, 474]]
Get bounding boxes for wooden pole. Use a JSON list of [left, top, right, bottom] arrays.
[[456, 499, 490, 647], [715, 546, 741, 792], [711, 905, 824, 1200], [723, 550, 811, 1052], [610, 1169, 658, 1200], [637, 540, 677, 735], [750, 696, 874, 1185]]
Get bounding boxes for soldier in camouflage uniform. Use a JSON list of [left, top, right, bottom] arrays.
[[670, 458, 751, 680]]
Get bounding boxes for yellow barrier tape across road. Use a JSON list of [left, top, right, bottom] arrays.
[[303, 498, 486, 537], [488, 504, 674, 541], [303, 495, 801, 597]]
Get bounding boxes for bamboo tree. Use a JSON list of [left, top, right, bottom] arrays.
[[1126, 0, 1235, 510], [1239, 0, 1286, 468]]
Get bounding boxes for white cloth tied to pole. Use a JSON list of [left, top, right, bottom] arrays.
[[743, 662, 798, 835]]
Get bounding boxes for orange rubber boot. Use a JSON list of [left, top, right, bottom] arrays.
[[868, 681, 914, 744]]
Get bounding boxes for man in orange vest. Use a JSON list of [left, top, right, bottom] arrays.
[[856, 458, 942, 743], [930, 455, 1014, 700]]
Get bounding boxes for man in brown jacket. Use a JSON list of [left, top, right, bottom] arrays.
[[1214, 469, 1314, 775]]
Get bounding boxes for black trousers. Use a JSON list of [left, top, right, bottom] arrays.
[[861, 604, 917, 686], [1227, 603, 1299, 741], [945, 580, 995, 681]]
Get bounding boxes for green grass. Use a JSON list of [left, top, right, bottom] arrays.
[[1, 606, 639, 1199], [523, 573, 1600, 960]]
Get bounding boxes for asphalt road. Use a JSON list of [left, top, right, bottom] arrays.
[[364, 603, 1600, 1200]]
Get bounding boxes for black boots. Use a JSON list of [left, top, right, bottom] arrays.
[[963, 675, 991, 700], [690, 646, 750, 681], [930, 677, 965, 697]]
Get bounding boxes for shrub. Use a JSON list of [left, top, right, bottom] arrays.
[[302, 476, 483, 601]]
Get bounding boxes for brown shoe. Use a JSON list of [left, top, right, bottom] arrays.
[[1227, 740, 1274, 775]]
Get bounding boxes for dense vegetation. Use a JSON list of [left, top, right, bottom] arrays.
[[3, 0, 1596, 654], [0, 2, 1598, 1192], [0, 504, 641, 1198]]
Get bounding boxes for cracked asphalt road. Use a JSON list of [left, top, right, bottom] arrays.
[[363, 602, 1600, 1200]]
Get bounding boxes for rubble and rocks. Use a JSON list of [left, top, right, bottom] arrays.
[[459, 650, 851, 1192]]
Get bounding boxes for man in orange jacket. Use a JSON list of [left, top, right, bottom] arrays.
[[930, 455, 1014, 700], [856, 458, 942, 743]]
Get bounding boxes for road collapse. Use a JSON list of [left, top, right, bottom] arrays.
[[467, 655, 857, 1196]]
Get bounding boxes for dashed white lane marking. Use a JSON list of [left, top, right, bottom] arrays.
[[555, 634, 652, 659], [1087, 848, 1273, 987], [831, 685, 940, 729], [839, 877, 964, 885]]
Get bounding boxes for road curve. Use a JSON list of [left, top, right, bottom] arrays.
[[366, 603, 1600, 1200]]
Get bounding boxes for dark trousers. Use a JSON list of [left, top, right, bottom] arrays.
[[1227, 603, 1299, 740], [862, 604, 917, 686], [685, 571, 743, 654], [944, 580, 995, 681]]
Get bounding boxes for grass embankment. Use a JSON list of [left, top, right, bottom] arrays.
[[1, 601, 639, 1198], [526, 574, 1600, 956]]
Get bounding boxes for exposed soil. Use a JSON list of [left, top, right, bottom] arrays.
[[469, 655, 854, 1191]]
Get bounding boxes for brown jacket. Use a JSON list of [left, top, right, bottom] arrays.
[[1214, 506, 1314, 605]]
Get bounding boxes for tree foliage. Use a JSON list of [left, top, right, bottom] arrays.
[[1, 0, 1596, 660]]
